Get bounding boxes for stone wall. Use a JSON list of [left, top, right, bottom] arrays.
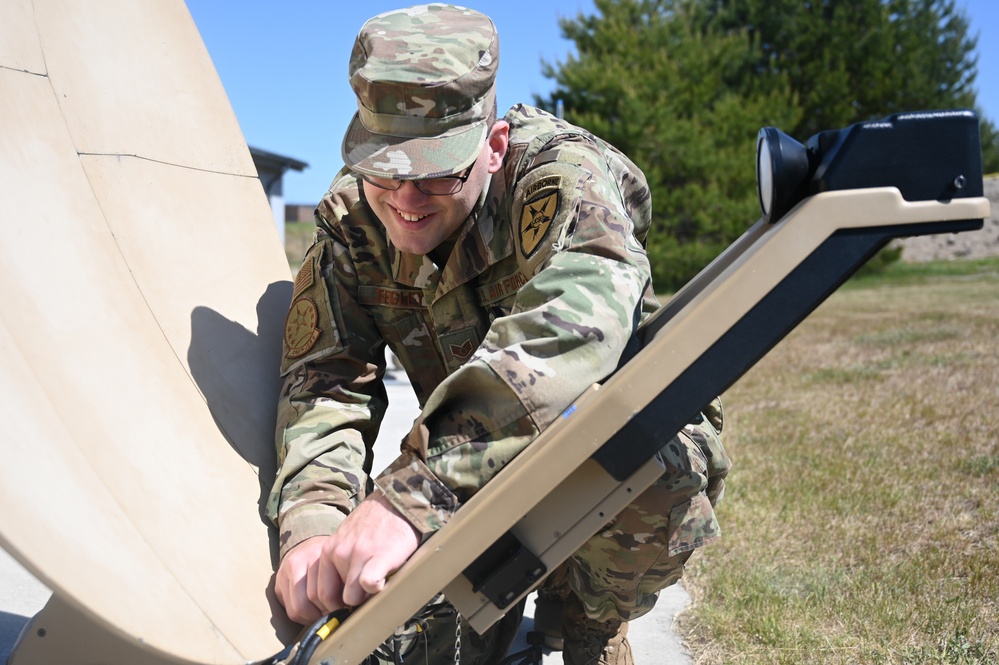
[[895, 175, 999, 261]]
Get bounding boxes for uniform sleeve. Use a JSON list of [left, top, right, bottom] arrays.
[[376, 139, 655, 538], [266, 216, 389, 560]]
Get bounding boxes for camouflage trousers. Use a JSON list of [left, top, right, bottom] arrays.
[[551, 409, 730, 623], [375, 404, 729, 663]]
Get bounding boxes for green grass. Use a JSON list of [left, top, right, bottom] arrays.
[[680, 258, 999, 664], [845, 256, 999, 289], [285, 220, 316, 274]]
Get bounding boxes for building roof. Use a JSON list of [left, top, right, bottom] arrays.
[[248, 146, 308, 172]]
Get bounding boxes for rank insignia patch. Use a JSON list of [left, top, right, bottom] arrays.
[[284, 298, 322, 359], [449, 339, 475, 362], [520, 187, 559, 258]]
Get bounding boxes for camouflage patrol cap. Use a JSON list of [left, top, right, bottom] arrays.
[[342, 4, 499, 180]]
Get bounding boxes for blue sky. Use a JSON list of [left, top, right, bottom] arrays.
[[186, 1, 998, 205]]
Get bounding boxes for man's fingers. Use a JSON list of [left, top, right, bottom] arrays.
[[324, 492, 421, 607], [305, 557, 320, 609], [359, 570, 387, 595], [336, 544, 375, 607], [316, 541, 348, 612], [274, 538, 330, 625], [344, 550, 398, 605], [278, 560, 323, 625], [288, 588, 323, 625]]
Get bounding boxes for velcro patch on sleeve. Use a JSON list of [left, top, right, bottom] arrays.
[[512, 163, 587, 273], [280, 247, 344, 375], [283, 298, 322, 359], [292, 252, 316, 299]]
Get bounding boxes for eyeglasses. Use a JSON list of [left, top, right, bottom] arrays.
[[358, 164, 475, 196]]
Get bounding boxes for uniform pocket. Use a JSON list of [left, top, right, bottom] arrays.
[[667, 492, 721, 556]]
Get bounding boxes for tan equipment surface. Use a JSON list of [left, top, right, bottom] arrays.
[[1, 1, 297, 663]]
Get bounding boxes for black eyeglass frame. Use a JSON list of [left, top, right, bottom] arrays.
[[357, 164, 475, 196]]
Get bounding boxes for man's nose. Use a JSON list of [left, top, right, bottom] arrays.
[[392, 180, 430, 204]]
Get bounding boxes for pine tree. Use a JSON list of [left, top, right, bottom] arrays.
[[538, 0, 996, 288]]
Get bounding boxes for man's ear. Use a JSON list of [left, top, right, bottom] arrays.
[[486, 121, 510, 173]]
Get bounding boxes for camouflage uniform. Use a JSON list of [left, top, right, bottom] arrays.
[[268, 4, 730, 663]]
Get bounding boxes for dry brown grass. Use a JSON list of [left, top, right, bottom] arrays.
[[680, 259, 999, 664]]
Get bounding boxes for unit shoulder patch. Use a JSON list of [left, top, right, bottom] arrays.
[[512, 162, 588, 272], [279, 244, 345, 375], [284, 297, 321, 359], [520, 187, 559, 259]]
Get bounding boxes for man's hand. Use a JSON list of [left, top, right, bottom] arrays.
[[326, 491, 420, 606], [274, 493, 420, 624], [274, 535, 336, 625]]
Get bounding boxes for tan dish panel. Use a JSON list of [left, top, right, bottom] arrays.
[[1, 1, 297, 663]]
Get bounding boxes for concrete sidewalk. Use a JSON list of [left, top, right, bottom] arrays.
[[0, 375, 693, 664]]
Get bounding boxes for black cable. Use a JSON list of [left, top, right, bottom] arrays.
[[286, 608, 353, 665]]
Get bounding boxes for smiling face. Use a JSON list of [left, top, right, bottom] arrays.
[[362, 121, 509, 256]]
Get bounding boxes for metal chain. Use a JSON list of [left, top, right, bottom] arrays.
[[453, 611, 462, 665]]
